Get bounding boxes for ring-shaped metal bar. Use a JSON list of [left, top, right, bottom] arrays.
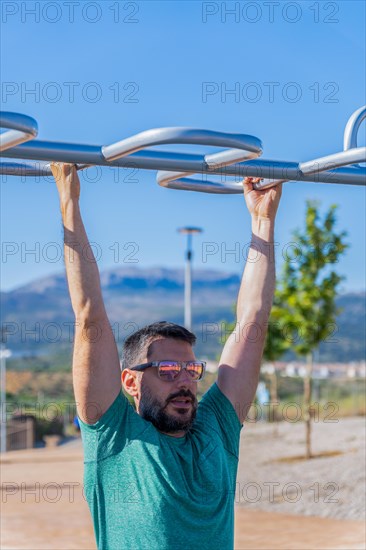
[[101, 127, 263, 190], [0, 112, 38, 152], [344, 105, 366, 150], [1, 108, 365, 189], [254, 109, 366, 190], [101, 127, 262, 163], [2, 143, 366, 185], [251, 108, 366, 191], [154, 145, 261, 189], [157, 163, 366, 191], [2, 141, 365, 185], [0, 160, 52, 176], [300, 148, 366, 175], [157, 176, 245, 194], [138, 129, 263, 191], [254, 147, 366, 190], [158, 107, 366, 192]]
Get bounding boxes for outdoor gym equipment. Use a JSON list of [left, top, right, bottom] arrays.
[[0, 106, 365, 192]]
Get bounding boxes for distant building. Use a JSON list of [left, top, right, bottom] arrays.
[[262, 361, 366, 379]]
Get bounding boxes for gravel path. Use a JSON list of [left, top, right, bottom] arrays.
[[236, 416, 366, 520], [1, 418, 365, 549]]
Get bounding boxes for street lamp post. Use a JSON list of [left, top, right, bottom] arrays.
[[178, 227, 203, 331], [0, 344, 11, 454]]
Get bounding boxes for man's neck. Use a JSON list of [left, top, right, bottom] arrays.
[[160, 429, 187, 438]]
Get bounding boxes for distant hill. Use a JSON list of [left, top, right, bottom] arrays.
[[1, 267, 365, 364]]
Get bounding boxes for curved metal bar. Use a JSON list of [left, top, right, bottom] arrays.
[[101, 126, 263, 189], [254, 112, 366, 191], [3, 139, 365, 184], [109, 128, 263, 189], [344, 105, 366, 150], [254, 147, 366, 190], [204, 147, 260, 169], [161, 166, 366, 192], [158, 176, 244, 194], [158, 164, 366, 190], [1, 108, 365, 190], [244, 178, 287, 191], [0, 112, 38, 152], [158, 107, 366, 192], [2, 139, 204, 166], [102, 127, 262, 161], [0, 160, 52, 176], [300, 148, 366, 174], [0, 112, 38, 134]]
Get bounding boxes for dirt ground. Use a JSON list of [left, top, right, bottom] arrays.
[[235, 415, 366, 521], [1, 422, 365, 550]]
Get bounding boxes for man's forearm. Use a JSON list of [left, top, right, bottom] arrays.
[[217, 179, 281, 423], [53, 164, 122, 423], [61, 198, 105, 319], [236, 217, 276, 323]]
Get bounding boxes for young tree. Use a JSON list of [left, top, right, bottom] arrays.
[[222, 271, 292, 426], [261, 300, 292, 428], [271, 201, 348, 458], [221, 201, 348, 451]]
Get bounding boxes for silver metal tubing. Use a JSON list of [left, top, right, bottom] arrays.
[[158, 176, 245, 194], [101, 127, 262, 162], [0, 160, 52, 176], [3, 140, 364, 184], [344, 105, 366, 150], [300, 148, 366, 175], [1, 108, 365, 191], [255, 147, 366, 191], [157, 160, 366, 187], [254, 109, 366, 190], [158, 106, 366, 191], [158, 167, 366, 193], [0, 112, 38, 135], [0, 112, 38, 152], [2, 140, 106, 165]]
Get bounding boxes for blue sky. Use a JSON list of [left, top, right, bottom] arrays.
[[1, 0, 365, 292]]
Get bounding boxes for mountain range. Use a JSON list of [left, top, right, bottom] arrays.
[[1, 267, 365, 364]]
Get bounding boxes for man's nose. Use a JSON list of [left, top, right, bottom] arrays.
[[175, 367, 194, 386]]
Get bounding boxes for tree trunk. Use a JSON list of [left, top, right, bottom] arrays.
[[270, 365, 279, 436], [304, 352, 313, 459]]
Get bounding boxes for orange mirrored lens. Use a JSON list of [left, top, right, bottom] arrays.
[[186, 362, 204, 379], [158, 361, 203, 381], [159, 362, 180, 380]]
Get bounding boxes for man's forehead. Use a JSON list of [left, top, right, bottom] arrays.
[[147, 338, 194, 359]]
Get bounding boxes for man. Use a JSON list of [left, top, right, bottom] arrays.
[[52, 163, 282, 550]]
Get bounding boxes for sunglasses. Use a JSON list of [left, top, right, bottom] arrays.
[[130, 360, 206, 382]]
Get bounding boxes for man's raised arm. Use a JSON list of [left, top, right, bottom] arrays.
[[52, 163, 121, 424], [217, 178, 282, 425]]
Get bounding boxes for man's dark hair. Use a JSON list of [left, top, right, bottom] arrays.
[[121, 321, 196, 371]]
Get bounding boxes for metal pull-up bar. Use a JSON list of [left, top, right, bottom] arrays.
[[0, 107, 365, 192]]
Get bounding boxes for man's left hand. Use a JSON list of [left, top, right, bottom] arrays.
[[243, 177, 282, 221]]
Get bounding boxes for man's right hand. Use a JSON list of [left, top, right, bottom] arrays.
[[53, 162, 122, 424], [51, 162, 80, 204]]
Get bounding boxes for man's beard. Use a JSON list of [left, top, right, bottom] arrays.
[[139, 379, 197, 434]]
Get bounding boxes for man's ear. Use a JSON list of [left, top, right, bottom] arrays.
[[121, 369, 140, 398]]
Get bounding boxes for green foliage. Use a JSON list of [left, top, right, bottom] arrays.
[[265, 201, 349, 359], [221, 201, 349, 363], [7, 349, 73, 372]]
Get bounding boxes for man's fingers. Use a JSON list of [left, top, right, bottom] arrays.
[[243, 177, 261, 194], [50, 162, 77, 181], [50, 162, 60, 180], [275, 181, 283, 197]]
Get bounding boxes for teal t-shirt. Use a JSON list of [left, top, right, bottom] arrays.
[[79, 381, 243, 550]]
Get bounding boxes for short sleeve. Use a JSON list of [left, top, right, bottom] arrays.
[[79, 391, 148, 462], [195, 382, 243, 458]]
